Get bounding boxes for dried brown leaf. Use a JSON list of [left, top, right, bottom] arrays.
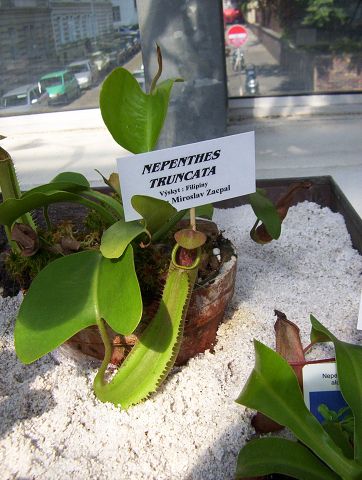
[[11, 223, 39, 256], [60, 236, 81, 254], [274, 309, 305, 386], [252, 310, 306, 434]]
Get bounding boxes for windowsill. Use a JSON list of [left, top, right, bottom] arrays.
[[1, 94, 361, 220], [228, 92, 362, 120], [0, 108, 129, 190]]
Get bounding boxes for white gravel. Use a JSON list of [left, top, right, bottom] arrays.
[[1, 201, 361, 480]]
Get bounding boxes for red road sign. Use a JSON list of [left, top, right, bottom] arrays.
[[226, 24, 248, 47]]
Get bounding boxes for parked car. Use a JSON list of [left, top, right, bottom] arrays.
[[223, 7, 244, 24], [100, 47, 124, 69], [118, 24, 140, 38], [67, 60, 98, 89], [1, 83, 48, 113], [39, 70, 80, 105], [119, 38, 134, 61], [90, 51, 111, 73]]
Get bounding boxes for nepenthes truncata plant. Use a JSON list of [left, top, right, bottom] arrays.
[[0, 48, 285, 408]]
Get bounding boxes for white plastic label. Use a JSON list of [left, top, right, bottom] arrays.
[[303, 362, 347, 422], [117, 132, 255, 221]]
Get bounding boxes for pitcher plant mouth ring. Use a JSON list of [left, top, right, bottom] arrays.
[[171, 244, 201, 270]]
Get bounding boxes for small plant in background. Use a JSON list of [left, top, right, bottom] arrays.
[[0, 48, 302, 408], [318, 404, 355, 450], [235, 315, 362, 480]]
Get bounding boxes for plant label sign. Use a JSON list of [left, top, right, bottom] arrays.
[[117, 132, 255, 221], [303, 362, 347, 423]]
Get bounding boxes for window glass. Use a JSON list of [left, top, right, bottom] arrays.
[[2, 1, 361, 117], [40, 76, 63, 89], [29, 89, 37, 102], [224, 0, 362, 97], [3, 92, 28, 107], [0, 0, 141, 117], [113, 6, 121, 23], [68, 62, 90, 74]]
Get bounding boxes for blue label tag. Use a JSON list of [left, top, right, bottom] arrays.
[[303, 362, 347, 423]]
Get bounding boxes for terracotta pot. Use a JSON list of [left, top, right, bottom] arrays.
[[62, 241, 237, 366], [176, 250, 237, 364]]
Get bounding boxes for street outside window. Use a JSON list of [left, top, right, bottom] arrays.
[[224, 0, 362, 97], [1, 0, 361, 118], [0, 0, 141, 117]]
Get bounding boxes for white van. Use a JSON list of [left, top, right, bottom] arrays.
[[67, 60, 98, 90]]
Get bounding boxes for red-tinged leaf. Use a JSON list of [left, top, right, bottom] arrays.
[[236, 341, 359, 478], [252, 412, 283, 433], [275, 181, 312, 222], [174, 229, 207, 249], [176, 247, 198, 267], [252, 310, 306, 434], [274, 309, 305, 387], [251, 182, 312, 244]]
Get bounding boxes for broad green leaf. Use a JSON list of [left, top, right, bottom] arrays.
[[22, 172, 90, 197], [100, 67, 180, 153], [84, 190, 124, 219], [97, 246, 142, 334], [50, 171, 90, 187], [248, 189, 281, 239], [195, 203, 214, 220], [94, 257, 198, 408], [236, 340, 360, 478], [22, 182, 89, 197], [310, 315, 362, 463], [23, 172, 123, 220], [236, 437, 340, 480], [131, 195, 177, 234], [100, 219, 148, 258], [0, 191, 116, 227], [15, 247, 142, 363], [183, 203, 214, 221], [151, 209, 187, 243]]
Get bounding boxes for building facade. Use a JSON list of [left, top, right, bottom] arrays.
[[0, 1, 55, 94], [0, 0, 113, 94], [111, 0, 138, 30], [50, 1, 114, 63]]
